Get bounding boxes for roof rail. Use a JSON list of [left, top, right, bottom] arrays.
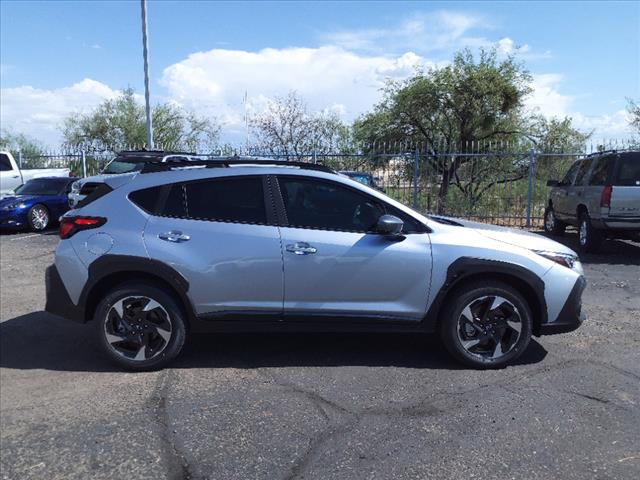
[[118, 149, 197, 156], [140, 158, 336, 174], [585, 148, 639, 157]]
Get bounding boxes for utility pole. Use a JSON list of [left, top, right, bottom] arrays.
[[141, 0, 153, 149]]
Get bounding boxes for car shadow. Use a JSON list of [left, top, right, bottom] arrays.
[[535, 230, 640, 265], [0, 311, 548, 373]]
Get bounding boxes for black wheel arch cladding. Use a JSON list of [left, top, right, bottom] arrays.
[[425, 257, 547, 333]]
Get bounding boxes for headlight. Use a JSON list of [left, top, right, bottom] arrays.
[[1, 202, 26, 210], [534, 250, 578, 269]]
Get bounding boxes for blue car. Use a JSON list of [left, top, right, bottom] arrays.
[[0, 177, 77, 232]]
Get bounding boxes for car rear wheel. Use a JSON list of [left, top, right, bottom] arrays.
[[544, 207, 565, 235], [439, 281, 533, 369], [578, 211, 602, 253], [95, 282, 187, 371], [27, 204, 50, 231]]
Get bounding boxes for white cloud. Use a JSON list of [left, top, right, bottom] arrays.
[[160, 46, 434, 137], [525, 74, 634, 140], [322, 11, 488, 54], [0, 79, 119, 146]]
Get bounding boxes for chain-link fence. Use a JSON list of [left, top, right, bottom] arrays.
[[13, 139, 637, 228]]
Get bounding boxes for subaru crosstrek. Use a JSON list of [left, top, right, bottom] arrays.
[[45, 159, 586, 370]]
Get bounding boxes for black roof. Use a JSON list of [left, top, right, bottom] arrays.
[[140, 157, 336, 174]]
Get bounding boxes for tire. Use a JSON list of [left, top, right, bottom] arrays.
[[27, 204, 50, 232], [94, 282, 187, 371], [578, 211, 602, 253], [439, 280, 533, 369], [543, 206, 565, 235]]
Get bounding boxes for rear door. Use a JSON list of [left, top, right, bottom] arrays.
[[610, 152, 640, 219], [275, 175, 432, 322], [552, 161, 581, 218], [141, 175, 284, 317]]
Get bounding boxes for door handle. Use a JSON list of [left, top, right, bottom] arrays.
[[286, 242, 317, 255], [12, 175, 20, 178], [158, 230, 190, 243]]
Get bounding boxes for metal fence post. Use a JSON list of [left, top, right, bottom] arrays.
[[525, 148, 536, 228], [412, 146, 419, 209], [17, 150, 22, 169], [81, 150, 87, 178]]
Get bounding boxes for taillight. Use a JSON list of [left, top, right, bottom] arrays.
[[600, 185, 613, 208], [59, 216, 106, 239]]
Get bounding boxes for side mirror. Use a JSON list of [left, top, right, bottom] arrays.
[[376, 214, 403, 236], [546, 179, 559, 187]]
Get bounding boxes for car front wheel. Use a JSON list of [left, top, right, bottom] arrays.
[[439, 281, 533, 369], [95, 282, 187, 371], [27, 204, 50, 231]]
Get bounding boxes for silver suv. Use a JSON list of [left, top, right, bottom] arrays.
[[46, 159, 586, 370], [544, 150, 640, 252]]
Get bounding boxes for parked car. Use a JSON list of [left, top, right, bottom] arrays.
[[0, 176, 77, 231], [0, 151, 71, 197], [68, 150, 198, 208], [46, 158, 585, 371], [545, 150, 640, 252], [340, 170, 385, 192]]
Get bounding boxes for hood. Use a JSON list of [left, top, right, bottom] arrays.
[[0, 194, 41, 207], [432, 216, 578, 256]]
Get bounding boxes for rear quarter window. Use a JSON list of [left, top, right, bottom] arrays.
[[129, 186, 163, 213]]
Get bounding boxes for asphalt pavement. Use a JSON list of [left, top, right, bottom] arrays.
[[1, 229, 639, 479]]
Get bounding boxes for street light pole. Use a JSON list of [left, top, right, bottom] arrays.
[[141, 0, 153, 149]]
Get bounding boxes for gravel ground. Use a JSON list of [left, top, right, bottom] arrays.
[[1, 229, 639, 480]]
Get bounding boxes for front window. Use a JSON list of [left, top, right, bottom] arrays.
[[14, 178, 69, 196], [278, 176, 384, 232]]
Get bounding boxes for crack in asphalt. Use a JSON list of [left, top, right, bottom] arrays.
[[149, 370, 197, 480], [260, 364, 566, 480], [565, 390, 610, 404]]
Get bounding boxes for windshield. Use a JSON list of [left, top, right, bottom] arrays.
[[14, 178, 69, 196], [102, 159, 146, 174]]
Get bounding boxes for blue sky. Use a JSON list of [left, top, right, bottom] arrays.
[[1, 1, 638, 146]]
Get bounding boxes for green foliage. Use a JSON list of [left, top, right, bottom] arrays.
[[0, 130, 45, 158], [353, 48, 588, 213], [62, 88, 220, 152]]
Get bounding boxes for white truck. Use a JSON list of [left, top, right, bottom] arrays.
[[0, 151, 71, 197]]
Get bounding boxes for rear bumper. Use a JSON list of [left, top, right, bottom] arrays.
[[45, 265, 85, 322], [538, 276, 586, 335], [592, 216, 640, 231]]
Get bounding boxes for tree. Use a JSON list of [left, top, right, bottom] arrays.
[[62, 88, 220, 152], [249, 91, 351, 160], [626, 98, 640, 135], [0, 130, 45, 159], [354, 48, 587, 213]]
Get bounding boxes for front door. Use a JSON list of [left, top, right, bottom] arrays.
[[276, 175, 432, 321]]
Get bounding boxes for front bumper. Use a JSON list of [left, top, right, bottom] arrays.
[[45, 265, 85, 322], [0, 209, 28, 229], [538, 275, 586, 335]]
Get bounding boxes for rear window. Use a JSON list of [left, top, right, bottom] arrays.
[[615, 153, 640, 186], [129, 186, 163, 213], [184, 177, 266, 224], [137, 176, 268, 224]]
